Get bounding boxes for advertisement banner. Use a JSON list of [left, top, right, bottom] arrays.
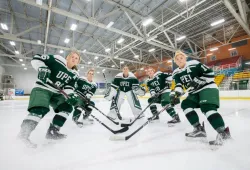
[[15, 89, 24, 96]]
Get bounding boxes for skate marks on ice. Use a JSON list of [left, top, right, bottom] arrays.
[[0, 100, 250, 170]]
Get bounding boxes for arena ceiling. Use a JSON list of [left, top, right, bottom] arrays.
[[0, 0, 249, 71]]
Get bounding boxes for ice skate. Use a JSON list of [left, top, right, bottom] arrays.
[[46, 124, 67, 140], [186, 123, 207, 142], [209, 127, 231, 146], [148, 115, 160, 123], [167, 114, 181, 127]]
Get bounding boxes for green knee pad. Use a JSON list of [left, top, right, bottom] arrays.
[[201, 104, 225, 131]]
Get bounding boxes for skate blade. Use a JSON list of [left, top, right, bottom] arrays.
[[186, 136, 208, 143], [167, 122, 180, 127]]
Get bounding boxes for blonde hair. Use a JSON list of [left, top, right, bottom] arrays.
[[87, 68, 95, 75], [174, 50, 187, 63], [66, 50, 81, 70]]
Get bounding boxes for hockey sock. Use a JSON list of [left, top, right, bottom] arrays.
[[73, 107, 82, 120], [166, 107, 176, 117], [19, 107, 49, 138], [201, 104, 225, 132], [184, 108, 200, 127], [150, 105, 158, 115], [52, 112, 70, 128]]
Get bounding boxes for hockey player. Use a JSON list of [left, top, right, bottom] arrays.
[[170, 50, 231, 145], [104, 66, 146, 120], [146, 67, 180, 125], [72, 68, 97, 127], [18, 51, 81, 147]]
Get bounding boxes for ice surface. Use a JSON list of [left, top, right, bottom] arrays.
[[0, 98, 249, 170]]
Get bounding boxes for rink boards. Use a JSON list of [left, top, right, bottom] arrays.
[[9, 90, 250, 100]]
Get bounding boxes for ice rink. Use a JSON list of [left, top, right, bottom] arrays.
[[0, 98, 250, 170]]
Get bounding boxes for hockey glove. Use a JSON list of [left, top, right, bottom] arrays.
[[188, 77, 206, 90], [104, 86, 117, 101], [38, 66, 51, 84], [133, 86, 146, 96], [170, 91, 181, 106], [66, 93, 78, 106]]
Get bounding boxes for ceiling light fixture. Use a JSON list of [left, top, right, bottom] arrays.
[[88, 61, 92, 64], [19, 59, 23, 62], [60, 50, 64, 54], [37, 40, 41, 44], [114, 55, 118, 58], [148, 48, 155, 52], [120, 61, 124, 64], [111, 65, 115, 68], [211, 19, 225, 27], [142, 18, 153, 26], [10, 41, 15, 46], [210, 47, 218, 51], [83, 49, 86, 53], [24, 67, 27, 70], [70, 24, 77, 31], [105, 48, 111, 52], [117, 38, 124, 44], [207, 53, 213, 56], [15, 51, 19, 54], [94, 56, 99, 60], [134, 55, 139, 58], [22, 64, 25, 66], [106, 21, 114, 28], [64, 38, 70, 43], [1, 23, 8, 30], [176, 36, 186, 41], [102, 69, 105, 72], [228, 48, 236, 51]]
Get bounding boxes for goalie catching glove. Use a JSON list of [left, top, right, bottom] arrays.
[[133, 86, 146, 96], [38, 66, 51, 83], [104, 86, 117, 101]]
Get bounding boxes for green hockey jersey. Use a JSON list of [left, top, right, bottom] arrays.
[[76, 77, 97, 98], [146, 71, 172, 95], [31, 54, 78, 94], [111, 72, 139, 92], [172, 60, 217, 94]]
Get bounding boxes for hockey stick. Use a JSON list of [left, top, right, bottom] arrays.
[[120, 87, 170, 127], [103, 72, 123, 120], [110, 88, 191, 140], [109, 103, 173, 141], [47, 80, 129, 134]]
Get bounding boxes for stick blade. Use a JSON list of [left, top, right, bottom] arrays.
[[109, 135, 126, 141], [120, 123, 131, 127], [114, 126, 129, 134]]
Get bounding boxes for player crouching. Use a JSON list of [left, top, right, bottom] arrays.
[[72, 69, 97, 127], [146, 67, 181, 125], [170, 50, 231, 146], [104, 66, 146, 121]]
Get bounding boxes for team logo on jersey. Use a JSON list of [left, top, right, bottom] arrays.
[[187, 67, 192, 73], [120, 81, 130, 87]]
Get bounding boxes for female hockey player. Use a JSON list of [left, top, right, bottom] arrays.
[[146, 67, 180, 125], [170, 50, 231, 145], [104, 66, 145, 120], [72, 68, 97, 127], [18, 51, 81, 147]]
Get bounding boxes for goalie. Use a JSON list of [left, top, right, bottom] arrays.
[[104, 66, 145, 120]]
